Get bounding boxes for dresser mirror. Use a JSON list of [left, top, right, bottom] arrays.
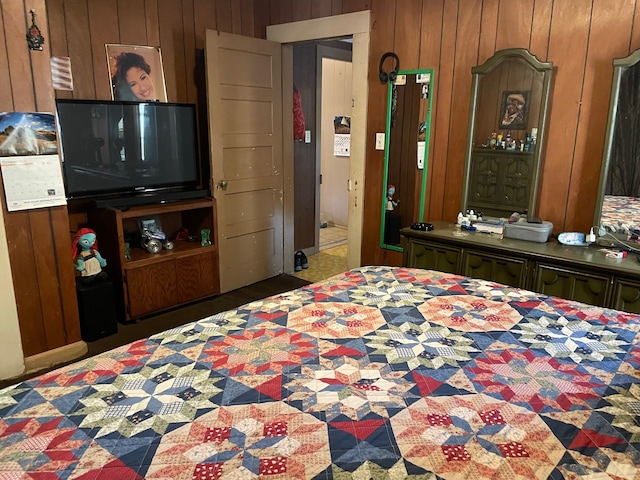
[[381, 68, 434, 251], [461, 48, 553, 219], [593, 49, 640, 239]]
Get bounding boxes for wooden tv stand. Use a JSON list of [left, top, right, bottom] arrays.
[[88, 198, 220, 321]]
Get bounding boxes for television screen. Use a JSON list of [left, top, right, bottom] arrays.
[[56, 100, 201, 200]]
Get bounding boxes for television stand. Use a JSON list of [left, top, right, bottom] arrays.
[[88, 197, 219, 321]]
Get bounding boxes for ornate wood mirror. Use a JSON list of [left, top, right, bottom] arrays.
[[593, 49, 640, 239], [380, 68, 434, 251], [461, 48, 553, 219]]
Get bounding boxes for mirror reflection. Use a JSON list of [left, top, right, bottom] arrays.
[[595, 50, 640, 237], [461, 49, 553, 219], [381, 69, 434, 250]]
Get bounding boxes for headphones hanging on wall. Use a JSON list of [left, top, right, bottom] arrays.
[[379, 52, 400, 84]]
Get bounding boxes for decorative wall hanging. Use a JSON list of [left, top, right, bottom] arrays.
[[50, 56, 73, 91], [106, 44, 167, 102], [26, 10, 45, 51]]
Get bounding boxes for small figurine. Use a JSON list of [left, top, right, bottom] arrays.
[[201, 229, 212, 246], [71, 228, 108, 283], [387, 184, 399, 211]]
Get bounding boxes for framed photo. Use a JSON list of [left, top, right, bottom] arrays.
[[106, 44, 167, 102], [499, 90, 529, 130]]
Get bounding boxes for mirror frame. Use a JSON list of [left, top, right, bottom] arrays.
[[461, 48, 553, 219], [380, 68, 435, 252], [593, 49, 640, 234]]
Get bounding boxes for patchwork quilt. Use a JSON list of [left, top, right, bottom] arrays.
[[601, 194, 640, 235], [1, 266, 640, 479]]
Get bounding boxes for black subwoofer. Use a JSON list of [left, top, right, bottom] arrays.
[[76, 278, 118, 342]]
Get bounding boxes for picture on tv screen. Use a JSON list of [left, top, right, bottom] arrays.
[[56, 100, 200, 199]]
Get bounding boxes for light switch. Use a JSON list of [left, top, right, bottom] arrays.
[[305, 130, 311, 143], [375, 133, 385, 150]]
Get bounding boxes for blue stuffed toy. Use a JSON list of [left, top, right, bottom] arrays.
[[72, 228, 108, 283]]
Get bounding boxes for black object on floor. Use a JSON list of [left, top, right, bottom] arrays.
[[295, 250, 308, 270], [76, 278, 118, 342]]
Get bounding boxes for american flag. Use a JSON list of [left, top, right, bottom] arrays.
[[50, 56, 73, 91]]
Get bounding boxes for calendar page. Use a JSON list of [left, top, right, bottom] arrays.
[[1, 155, 67, 211], [333, 133, 350, 157]]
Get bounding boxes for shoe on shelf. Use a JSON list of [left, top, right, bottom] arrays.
[[294, 253, 302, 272]]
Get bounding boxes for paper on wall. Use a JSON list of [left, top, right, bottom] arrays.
[[1, 155, 67, 211]]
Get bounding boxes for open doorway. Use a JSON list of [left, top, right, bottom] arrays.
[[291, 42, 352, 283], [267, 11, 370, 276]]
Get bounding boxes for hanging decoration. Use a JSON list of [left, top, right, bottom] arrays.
[[26, 10, 45, 51]]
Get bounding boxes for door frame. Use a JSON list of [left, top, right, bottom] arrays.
[[267, 11, 371, 272]]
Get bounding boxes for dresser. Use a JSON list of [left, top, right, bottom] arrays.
[[402, 221, 640, 313]]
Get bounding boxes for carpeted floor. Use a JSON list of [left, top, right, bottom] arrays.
[[293, 244, 348, 283]]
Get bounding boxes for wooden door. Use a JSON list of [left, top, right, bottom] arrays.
[[206, 31, 284, 293]]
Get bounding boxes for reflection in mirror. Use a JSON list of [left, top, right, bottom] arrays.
[[594, 49, 640, 239], [381, 69, 434, 251], [461, 49, 553, 219]]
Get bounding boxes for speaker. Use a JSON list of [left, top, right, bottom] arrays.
[[379, 52, 400, 84], [384, 211, 402, 245], [76, 278, 118, 342]]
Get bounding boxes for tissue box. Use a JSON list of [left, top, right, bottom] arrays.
[[503, 219, 553, 243]]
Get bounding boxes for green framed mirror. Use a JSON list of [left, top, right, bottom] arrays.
[[461, 48, 553, 219], [380, 68, 434, 251]]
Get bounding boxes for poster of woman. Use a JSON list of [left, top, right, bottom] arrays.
[[105, 44, 167, 102]]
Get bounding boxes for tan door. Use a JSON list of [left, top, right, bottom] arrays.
[[206, 31, 284, 293]]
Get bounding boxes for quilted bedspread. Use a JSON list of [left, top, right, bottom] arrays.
[[1, 266, 640, 479], [601, 194, 640, 235]]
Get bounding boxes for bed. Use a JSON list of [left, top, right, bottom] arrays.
[[600, 194, 640, 235], [1, 266, 639, 479]]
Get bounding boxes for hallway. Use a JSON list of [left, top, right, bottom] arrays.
[[293, 225, 348, 283]]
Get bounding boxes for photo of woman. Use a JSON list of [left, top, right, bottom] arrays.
[[106, 44, 167, 102]]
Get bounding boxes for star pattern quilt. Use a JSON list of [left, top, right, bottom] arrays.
[[1, 266, 640, 479], [601, 194, 640, 235]]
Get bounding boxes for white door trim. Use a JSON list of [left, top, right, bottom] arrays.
[[267, 11, 370, 271]]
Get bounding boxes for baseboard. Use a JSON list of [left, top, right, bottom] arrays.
[[23, 341, 88, 376]]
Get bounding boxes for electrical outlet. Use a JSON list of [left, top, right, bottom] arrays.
[[375, 133, 385, 150]]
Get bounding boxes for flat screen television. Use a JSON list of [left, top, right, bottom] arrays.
[[55, 99, 203, 204]]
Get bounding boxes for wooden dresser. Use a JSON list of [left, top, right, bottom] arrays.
[[402, 221, 640, 314]]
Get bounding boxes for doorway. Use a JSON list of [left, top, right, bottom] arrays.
[[267, 11, 371, 275]]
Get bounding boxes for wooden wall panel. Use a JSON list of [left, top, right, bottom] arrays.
[[293, 0, 312, 21], [215, 0, 233, 33], [442, 0, 482, 223], [158, 0, 187, 102], [46, 0, 72, 100], [419, 0, 443, 223], [530, 0, 552, 59], [361, 0, 395, 265], [478, 0, 498, 62], [240, 0, 255, 36], [118, 0, 147, 45], [145, 0, 161, 46], [0, 0, 81, 358], [4, 0, 36, 110], [65, 0, 96, 99], [495, 0, 534, 51], [0, 4, 13, 110], [87, 0, 119, 101], [182, 0, 198, 104], [292, 43, 317, 251], [427, 0, 457, 222], [230, 0, 243, 34], [565, 0, 636, 232], [312, 0, 332, 18], [538, 2, 592, 231]]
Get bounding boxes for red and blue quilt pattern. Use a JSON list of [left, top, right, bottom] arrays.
[[1, 266, 639, 479]]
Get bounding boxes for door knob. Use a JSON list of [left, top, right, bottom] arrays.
[[217, 180, 228, 191]]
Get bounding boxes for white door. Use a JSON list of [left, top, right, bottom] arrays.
[[206, 31, 285, 293]]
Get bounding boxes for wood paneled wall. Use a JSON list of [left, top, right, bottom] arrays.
[[0, 0, 80, 357], [3, 0, 638, 358]]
